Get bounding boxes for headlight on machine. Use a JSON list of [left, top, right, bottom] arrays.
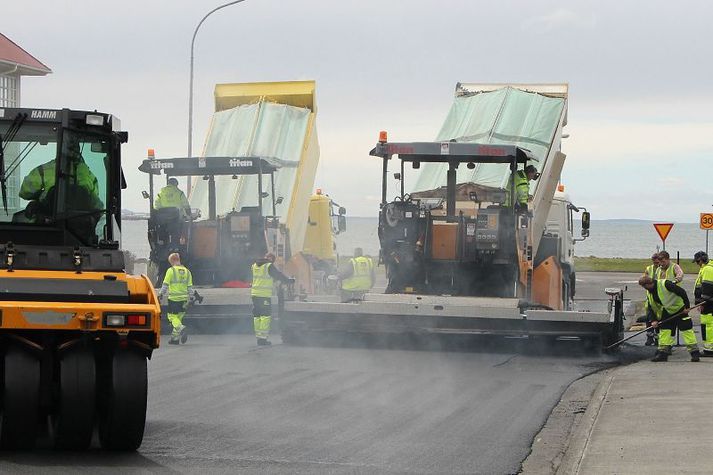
[[105, 314, 125, 327], [85, 114, 104, 126]]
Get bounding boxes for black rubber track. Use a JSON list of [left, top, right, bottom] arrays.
[[53, 348, 96, 450], [0, 346, 40, 449], [98, 350, 148, 451]]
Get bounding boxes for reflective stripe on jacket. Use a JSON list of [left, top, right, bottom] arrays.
[[163, 265, 192, 302], [342, 256, 373, 291], [251, 263, 273, 297]]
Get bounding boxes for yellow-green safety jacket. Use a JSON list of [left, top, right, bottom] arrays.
[[659, 264, 681, 285], [155, 185, 190, 213], [649, 279, 685, 319], [342, 256, 374, 292], [504, 170, 529, 207], [645, 264, 660, 279], [162, 265, 193, 302], [644, 264, 660, 311], [698, 263, 713, 314], [19, 159, 99, 203], [251, 263, 274, 298], [695, 263, 713, 292]]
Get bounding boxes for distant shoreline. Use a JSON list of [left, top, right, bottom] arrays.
[[119, 213, 699, 224]]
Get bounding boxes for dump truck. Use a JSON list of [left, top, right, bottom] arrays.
[[0, 107, 160, 449], [280, 84, 625, 348]]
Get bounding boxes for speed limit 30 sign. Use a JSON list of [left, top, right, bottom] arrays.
[[701, 213, 713, 230]]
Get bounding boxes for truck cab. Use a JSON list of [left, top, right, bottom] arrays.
[[537, 187, 590, 310]]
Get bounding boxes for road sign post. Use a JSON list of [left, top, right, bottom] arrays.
[[653, 223, 674, 251], [700, 213, 713, 254]]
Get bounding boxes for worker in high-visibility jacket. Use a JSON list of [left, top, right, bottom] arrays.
[[693, 251, 713, 356], [638, 275, 700, 362], [657, 251, 684, 284], [641, 252, 661, 346], [155, 177, 191, 219], [504, 164, 539, 210], [19, 145, 103, 220], [157, 252, 194, 345], [20, 160, 100, 203], [251, 253, 293, 346], [338, 247, 375, 302]]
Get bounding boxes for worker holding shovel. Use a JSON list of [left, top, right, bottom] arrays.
[[638, 275, 701, 362]]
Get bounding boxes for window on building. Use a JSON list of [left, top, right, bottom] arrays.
[[0, 74, 19, 107]]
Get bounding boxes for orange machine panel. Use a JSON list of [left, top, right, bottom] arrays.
[[431, 222, 458, 260], [532, 256, 563, 310], [189, 224, 218, 259]]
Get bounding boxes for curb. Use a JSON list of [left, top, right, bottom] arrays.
[[519, 366, 617, 474], [555, 369, 617, 474]]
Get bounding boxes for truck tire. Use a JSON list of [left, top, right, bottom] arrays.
[[53, 348, 96, 450], [98, 350, 147, 451], [0, 346, 40, 449]]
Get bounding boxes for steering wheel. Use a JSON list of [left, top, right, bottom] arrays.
[[383, 202, 402, 228]]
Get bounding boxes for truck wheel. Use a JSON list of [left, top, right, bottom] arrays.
[[98, 350, 147, 451], [53, 348, 96, 449], [0, 346, 40, 449]]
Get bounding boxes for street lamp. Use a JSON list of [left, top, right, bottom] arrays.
[[187, 0, 247, 190]]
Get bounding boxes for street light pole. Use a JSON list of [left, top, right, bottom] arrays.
[[188, 0, 247, 191], [709, 204, 713, 254]]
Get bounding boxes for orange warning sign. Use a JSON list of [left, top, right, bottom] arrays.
[[653, 223, 674, 241], [700, 213, 713, 230]]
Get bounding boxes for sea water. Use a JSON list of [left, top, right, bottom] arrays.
[[120, 219, 710, 261]]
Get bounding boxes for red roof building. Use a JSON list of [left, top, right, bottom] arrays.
[[0, 33, 51, 211], [0, 32, 51, 107]]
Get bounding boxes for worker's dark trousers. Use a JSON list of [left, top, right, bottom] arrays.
[[252, 296, 272, 340], [645, 307, 659, 340]]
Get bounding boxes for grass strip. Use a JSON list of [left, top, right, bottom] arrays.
[[574, 256, 699, 274]]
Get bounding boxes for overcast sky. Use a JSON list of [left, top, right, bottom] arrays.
[[5, 0, 713, 221]]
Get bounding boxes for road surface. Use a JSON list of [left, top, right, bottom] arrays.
[[0, 272, 652, 473], [0, 335, 648, 474]]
